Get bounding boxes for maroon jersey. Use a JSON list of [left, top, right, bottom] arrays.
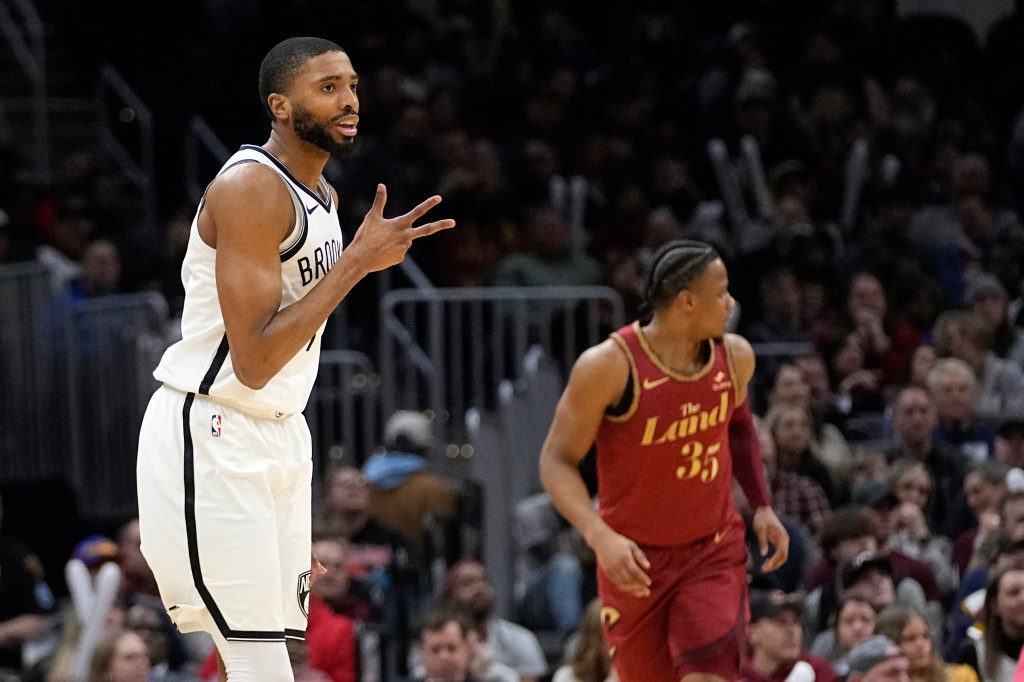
[[595, 322, 740, 546]]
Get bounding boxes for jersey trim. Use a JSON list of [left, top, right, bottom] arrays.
[[607, 332, 640, 422], [180, 392, 287, 642], [722, 335, 742, 404], [239, 145, 332, 212], [633, 321, 716, 382], [198, 335, 230, 395]]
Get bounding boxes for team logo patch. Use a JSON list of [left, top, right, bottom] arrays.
[[297, 570, 312, 618], [211, 414, 222, 437]]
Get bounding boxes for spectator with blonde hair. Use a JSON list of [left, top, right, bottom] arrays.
[[875, 605, 978, 682], [552, 598, 618, 682], [85, 628, 150, 682], [932, 310, 1024, 418], [926, 358, 995, 464]]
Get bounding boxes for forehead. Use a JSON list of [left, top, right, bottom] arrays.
[[295, 51, 355, 85]]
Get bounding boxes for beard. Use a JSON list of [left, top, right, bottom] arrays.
[[293, 103, 357, 157]]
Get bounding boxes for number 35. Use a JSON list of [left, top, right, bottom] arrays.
[[676, 441, 720, 482]]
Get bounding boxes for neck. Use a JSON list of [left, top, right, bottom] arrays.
[[900, 438, 931, 457], [750, 650, 786, 676], [642, 319, 708, 374]]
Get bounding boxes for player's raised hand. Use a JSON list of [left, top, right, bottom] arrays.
[[350, 184, 455, 272]]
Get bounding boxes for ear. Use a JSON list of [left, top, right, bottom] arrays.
[[676, 289, 695, 309], [268, 93, 290, 121]]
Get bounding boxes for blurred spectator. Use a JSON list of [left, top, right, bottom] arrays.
[[955, 565, 1024, 680], [551, 598, 617, 682], [115, 519, 159, 601], [842, 634, 908, 682], [952, 460, 1010, 579], [740, 589, 840, 682], [306, 537, 360, 682], [966, 273, 1024, 370], [763, 402, 838, 504], [994, 418, 1024, 470], [365, 410, 459, 569], [757, 414, 832, 537], [85, 628, 149, 682], [932, 309, 1024, 417], [511, 492, 591, 645], [761, 360, 851, 488], [489, 205, 603, 291], [403, 609, 481, 682], [874, 604, 980, 682], [885, 384, 968, 536], [815, 271, 923, 393], [0, 492, 55, 678], [945, 532, 1024, 664], [314, 464, 419, 676], [883, 460, 958, 599], [123, 601, 193, 682], [927, 358, 996, 463], [433, 560, 547, 682], [808, 594, 877, 676], [742, 266, 812, 344]]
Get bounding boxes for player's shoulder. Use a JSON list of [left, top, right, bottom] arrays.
[[722, 332, 754, 358]]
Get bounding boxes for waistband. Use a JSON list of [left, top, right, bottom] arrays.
[[161, 384, 295, 421]]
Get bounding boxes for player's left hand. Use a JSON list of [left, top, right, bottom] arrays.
[[311, 552, 326, 588], [752, 506, 789, 572]]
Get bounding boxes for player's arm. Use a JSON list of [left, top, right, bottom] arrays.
[[539, 339, 651, 597], [207, 168, 452, 389], [725, 333, 789, 571]]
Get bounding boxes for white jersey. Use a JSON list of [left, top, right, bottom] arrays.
[[154, 145, 343, 418]]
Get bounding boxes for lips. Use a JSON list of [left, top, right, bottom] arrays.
[[338, 122, 358, 137]]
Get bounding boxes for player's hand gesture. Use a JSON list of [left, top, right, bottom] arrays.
[[591, 528, 651, 598], [350, 184, 455, 272], [752, 506, 789, 572]]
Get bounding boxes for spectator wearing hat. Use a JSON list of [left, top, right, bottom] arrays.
[[73, 534, 120, 578], [739, 590, 840, 682], [843, 635, 909, 682], [884, 384, 969, 537], [803, 508, 934, 643], [966, 273, 1024, 371], [365, 410, 460, 566], [842, 488, 942, 604]]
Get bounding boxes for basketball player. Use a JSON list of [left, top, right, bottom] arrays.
[[539, 240, 788, 682], [135, 37, 454, 682]]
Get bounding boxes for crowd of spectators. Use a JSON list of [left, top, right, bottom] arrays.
[[5, 0, 1024, 680]]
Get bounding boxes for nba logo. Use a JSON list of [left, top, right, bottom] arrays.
[[211, 414, 222, 437]]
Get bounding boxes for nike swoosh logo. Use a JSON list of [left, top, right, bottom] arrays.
[[642, 376, 670, 390], [306, 204, 317, 214], [714, 527, 729, 544]]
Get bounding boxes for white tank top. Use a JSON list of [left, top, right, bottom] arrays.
[[154, 145, 343, 418]]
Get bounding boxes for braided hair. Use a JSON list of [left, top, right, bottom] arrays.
[[640, 240, 721, 316]]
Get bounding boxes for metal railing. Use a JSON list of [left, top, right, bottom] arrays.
[[0, 0, 48, 181], [379, 285, 626, 470]]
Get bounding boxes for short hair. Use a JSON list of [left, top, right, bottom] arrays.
[[258, 37, 346, 120], [418, 608, 472, 641], [925, 357, 977, 393], [817, 505, 879, 554], [640, 240, 720, 313], [966, 458, 1009, 486]]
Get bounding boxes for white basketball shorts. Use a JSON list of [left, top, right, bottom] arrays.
[[136, 385, 313, 642]]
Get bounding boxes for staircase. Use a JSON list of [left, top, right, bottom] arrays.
[[0, 0, 97, 185]]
